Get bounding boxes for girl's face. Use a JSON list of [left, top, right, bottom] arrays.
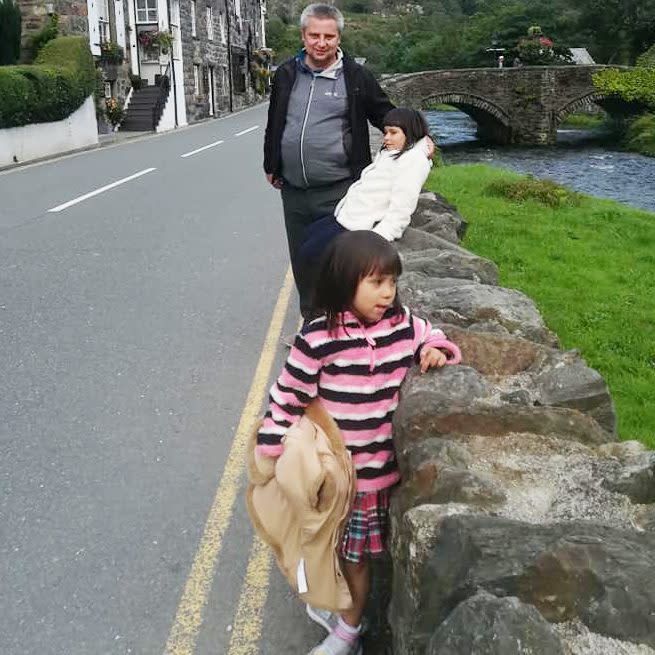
[[352, 271, 397, 323], [383, 125, 406, 151]]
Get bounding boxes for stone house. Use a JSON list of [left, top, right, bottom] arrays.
[[17, 0, 268, 130]]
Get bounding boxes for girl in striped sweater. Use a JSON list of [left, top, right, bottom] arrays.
[[257, 230, 461, 655]]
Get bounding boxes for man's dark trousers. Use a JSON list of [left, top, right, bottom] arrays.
[[281, 177, 353, 318]]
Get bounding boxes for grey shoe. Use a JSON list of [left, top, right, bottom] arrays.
[[306, 604, 369, 635]]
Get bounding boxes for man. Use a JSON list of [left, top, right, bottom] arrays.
[[263, 3, 395, 319]]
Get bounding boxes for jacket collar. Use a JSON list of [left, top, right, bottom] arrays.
[[339, 307, 397, 327], [296, 48, 344, 79]]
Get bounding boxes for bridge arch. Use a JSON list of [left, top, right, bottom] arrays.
[[555, 92, 609, 125], [422, 92, 512, 143]]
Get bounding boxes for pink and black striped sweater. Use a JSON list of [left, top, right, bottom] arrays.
[[257, 306, 461, 493]]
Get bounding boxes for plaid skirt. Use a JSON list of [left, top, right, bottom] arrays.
[[340, 488, 392, 564]]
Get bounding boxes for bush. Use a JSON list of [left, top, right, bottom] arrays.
[[625, 113, 655, 157], [593, 68, 655, 108], [486, 177, 582, 208], [0, 0, 21, 65], [99, 41, 124, 64], [636, 44, 655, 69], [30, 14, 59, 60], [0, 36, 95, 128]]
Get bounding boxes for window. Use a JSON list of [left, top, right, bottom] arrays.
[[99, 19, 110, 43], [220, 65, 228, 95], [191, 0, 197, 37], [219, 12, 226, 44], [136, 0, 158, 22], [194, 63, 201, 95], [206, 5, 213, 41], [235, 0, 241, 19], [98, 0, 110, 41]]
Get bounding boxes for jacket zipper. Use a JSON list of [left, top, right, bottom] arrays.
[[300, 76, 316, 187], [360, 323, 377, 374]]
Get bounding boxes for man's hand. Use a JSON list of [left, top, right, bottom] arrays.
[[419, 347, 447, 373], [266, 173, 284, 189]]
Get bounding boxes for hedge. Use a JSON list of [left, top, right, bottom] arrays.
[[0, 36, 96, 129]]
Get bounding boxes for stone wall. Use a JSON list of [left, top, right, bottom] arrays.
[[385, 192, 655, 654], [18, 0, 89, 60]]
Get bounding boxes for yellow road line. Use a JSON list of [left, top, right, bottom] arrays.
[[224, 314, 305, 654], [164, 267, 294, 655], [226, 537, 272, 655]]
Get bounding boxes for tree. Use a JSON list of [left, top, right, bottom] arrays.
[[515, 25, 573, 66], [576, 0, 655, 64], [0, 0, 21, 65], [342, 0, 375, 13]]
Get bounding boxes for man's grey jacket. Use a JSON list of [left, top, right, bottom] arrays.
[[263, 54, 394, 188]]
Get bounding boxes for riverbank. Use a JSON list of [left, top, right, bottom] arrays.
[[560, 112, 606, 129], [559, 111, 655, 157], [425, 164, 655, 448]]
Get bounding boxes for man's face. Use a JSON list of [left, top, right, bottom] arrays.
[[301, 16, 340, 69]]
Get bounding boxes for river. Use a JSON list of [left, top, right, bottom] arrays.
[[425, 110, 655, 213]]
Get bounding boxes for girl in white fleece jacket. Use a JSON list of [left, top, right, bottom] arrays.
[[335, 107, 433, 241], [298, 108, 432, 280]]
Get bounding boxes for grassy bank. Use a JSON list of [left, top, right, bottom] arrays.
[[425, 164, 655, 448], [559, 113, 606, 129]]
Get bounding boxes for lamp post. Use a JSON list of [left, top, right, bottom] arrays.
[[485, 35, 505, 68]]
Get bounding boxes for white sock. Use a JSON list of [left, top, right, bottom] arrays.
[[321, 617, 362, 655], [336, 617, 361, 639], [318, 617, 361, 654]]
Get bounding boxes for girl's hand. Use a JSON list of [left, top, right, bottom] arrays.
[[425, 137, 436, 159], [420, 347, 447, 373]]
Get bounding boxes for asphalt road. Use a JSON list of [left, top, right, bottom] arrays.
[[0, 105, 327, 654]]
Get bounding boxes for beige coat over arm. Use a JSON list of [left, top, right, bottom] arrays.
[[246, 401, 357, 612]]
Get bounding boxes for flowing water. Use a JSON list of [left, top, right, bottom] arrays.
[[426, 110, 655, 212]]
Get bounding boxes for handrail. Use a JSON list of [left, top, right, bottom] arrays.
[[152, 63, 171, 130]]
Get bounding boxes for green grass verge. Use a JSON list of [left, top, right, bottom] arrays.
[[425, 164, 655, 448], [559, 112, 606, 129], [424, 103, 461, 112]]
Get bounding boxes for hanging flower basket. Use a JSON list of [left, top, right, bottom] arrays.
[[138, 30, 174, 54]]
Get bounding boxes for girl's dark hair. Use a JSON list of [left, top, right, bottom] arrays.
[[313, 230, 403, 333], [383, 107, 430, 159]]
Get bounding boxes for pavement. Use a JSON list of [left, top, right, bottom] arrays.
[[0, 104, 330, 654]]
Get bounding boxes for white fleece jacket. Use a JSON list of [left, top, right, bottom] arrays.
[[334, 139, 432, 241]]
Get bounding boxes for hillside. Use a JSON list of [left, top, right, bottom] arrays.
[[266, 0, 654, 72]]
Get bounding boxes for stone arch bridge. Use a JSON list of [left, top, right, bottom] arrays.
[[381, 66, 635, 145]]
